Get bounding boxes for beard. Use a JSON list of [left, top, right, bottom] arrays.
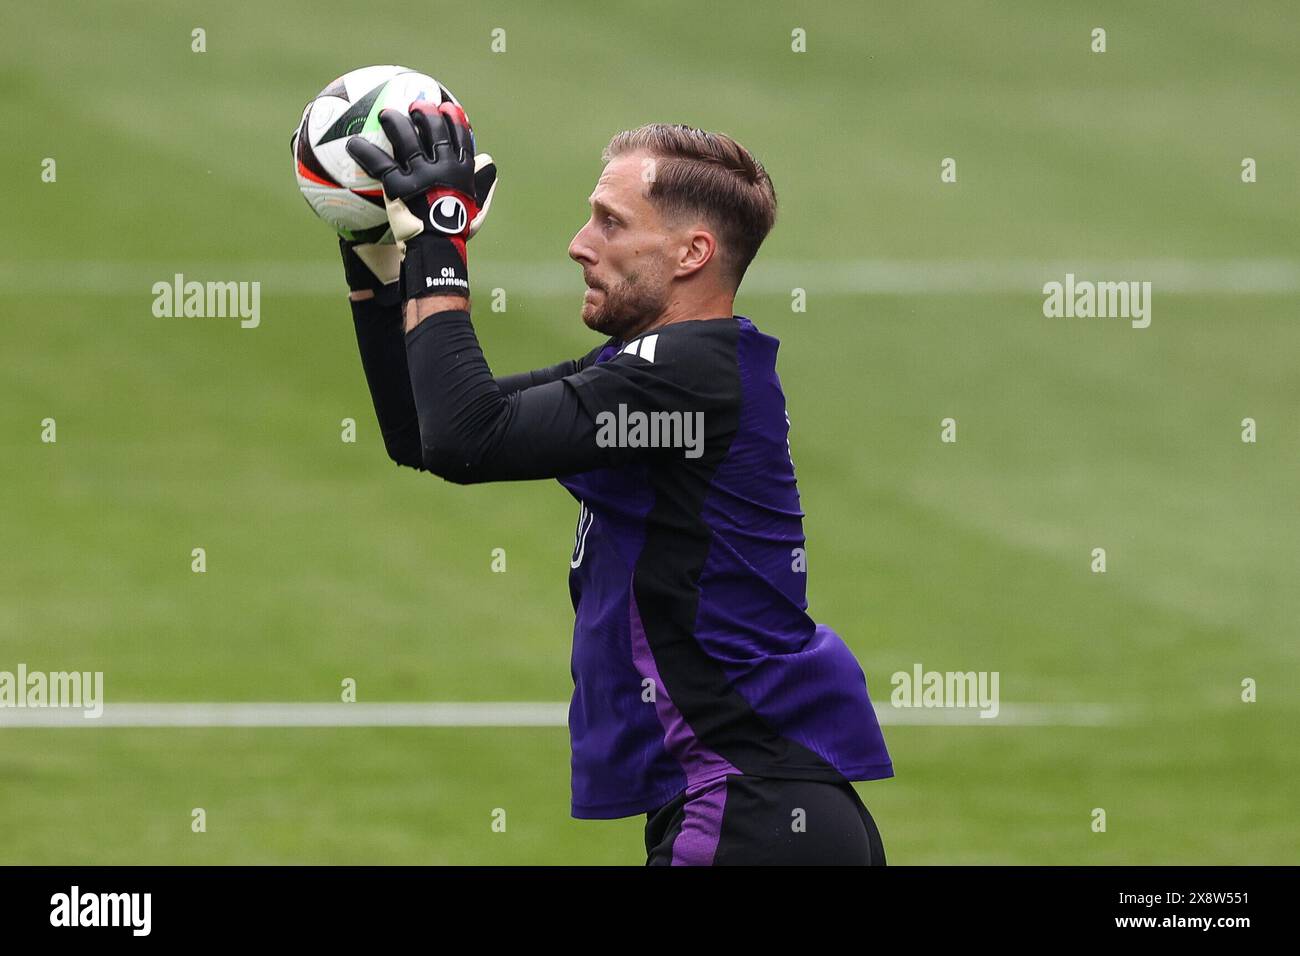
[[581, 269, 669, 340]]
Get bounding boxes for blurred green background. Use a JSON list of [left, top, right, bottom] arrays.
[[0, 0, 1296, 863]]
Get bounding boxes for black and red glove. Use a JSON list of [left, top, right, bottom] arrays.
[[346, 102, 484, 301]]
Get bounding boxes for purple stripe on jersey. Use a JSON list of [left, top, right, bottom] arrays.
[[629, 590, 740, 786], [670, 777, 730, 866]]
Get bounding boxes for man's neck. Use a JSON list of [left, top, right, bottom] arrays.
[[632, 293, 735, 339]]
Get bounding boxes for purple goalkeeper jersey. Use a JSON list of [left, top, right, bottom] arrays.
[[555, 315, 893, 819]]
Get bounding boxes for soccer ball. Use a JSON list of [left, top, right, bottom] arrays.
[[291, 65, 465, 243]]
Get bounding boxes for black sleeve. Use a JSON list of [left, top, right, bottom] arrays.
[[350, 298, 604, 470], [350, 296, 424, 469], [492, 344, 606, 394], [402, 309, 735, 484]]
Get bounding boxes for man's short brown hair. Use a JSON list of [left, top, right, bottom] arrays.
[[602, 123, 777, 288]]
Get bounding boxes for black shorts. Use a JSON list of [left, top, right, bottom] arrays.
[[644, 774, 887, 866]]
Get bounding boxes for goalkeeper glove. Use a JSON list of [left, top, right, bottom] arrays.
[[346, 102, 488, 301], [339, 237, 403, 307], [339, 151, 497, 303]]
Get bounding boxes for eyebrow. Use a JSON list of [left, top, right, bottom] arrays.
[[588, 196, 633, 221]]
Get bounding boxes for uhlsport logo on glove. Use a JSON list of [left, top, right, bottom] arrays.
[[429, 195, 468, 234]]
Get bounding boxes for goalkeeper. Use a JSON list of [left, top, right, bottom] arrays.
[[339, 100, 893, 865]]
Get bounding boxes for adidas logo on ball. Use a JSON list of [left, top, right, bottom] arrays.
[[430, 196, 467, 234]]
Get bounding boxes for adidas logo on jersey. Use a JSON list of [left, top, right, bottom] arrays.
[[617, 333, 659, 362]]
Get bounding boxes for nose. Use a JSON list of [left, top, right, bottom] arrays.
[[568, 220, 597, 267]]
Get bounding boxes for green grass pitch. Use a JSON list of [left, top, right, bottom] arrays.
[[0, 0, 1296, 863]]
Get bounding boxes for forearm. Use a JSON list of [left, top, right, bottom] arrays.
[[404, 294, 469, 332], [350, 295, 424, 470], [404, 307, 519, 481], [351, 293, 517, 467], [404, 309, 607, 483], [402, 293, 586, 394]]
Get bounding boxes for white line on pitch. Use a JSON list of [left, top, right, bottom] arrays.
[[0, 701, 1116, 728], [0, 703, 567, 728], [1, 260, 1297, 295]]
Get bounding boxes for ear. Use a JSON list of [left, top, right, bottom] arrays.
[[675, 228, 718, 279]]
